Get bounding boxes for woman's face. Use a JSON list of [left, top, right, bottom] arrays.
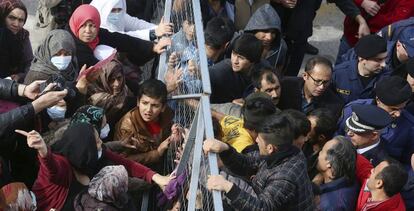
[[54, 49, 71, 57], [78, 20, 98, 43], [5, 8, 26, 34], [108, 71, 123, 94]]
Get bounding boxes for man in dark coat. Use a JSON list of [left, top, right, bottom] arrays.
[[209, 33, 263, 103], [278, 56, 344, 118], [204, 114, 314, 210]]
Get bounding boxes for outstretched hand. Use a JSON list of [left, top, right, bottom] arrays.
[[15, 129, 48, 158]]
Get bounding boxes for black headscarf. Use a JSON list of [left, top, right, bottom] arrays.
[[51, 123, 100, 178]]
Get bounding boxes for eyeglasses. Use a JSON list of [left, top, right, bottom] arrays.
[[307, 73, 330, 86]]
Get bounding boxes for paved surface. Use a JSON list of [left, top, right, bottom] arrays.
[[21, 0, 345, 74]]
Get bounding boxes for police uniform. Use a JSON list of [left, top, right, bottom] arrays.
[[332, 35, 392, 104], [345, 104, 392, 166], [331, 59, 388, 104], [338, 99, 414, 165]]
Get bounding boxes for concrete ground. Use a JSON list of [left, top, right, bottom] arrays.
[[21, 0, 345, 74]]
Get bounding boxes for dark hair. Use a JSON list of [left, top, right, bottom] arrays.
[[257, 114, 293, 147], [205, 17, 235, 49], [233, 34, 263, 63], [212, 118, 223, 140], [376, 158, 408, 197], [251, 68, 281, 90], [242, 95, 276, 130], [137, 79, 168, 104], [326, 136, 356, 181], [304, 56, 333, 73], [281, 109, 311, 139], [308, 108, 337, 141], [0, 0, 28, 26]]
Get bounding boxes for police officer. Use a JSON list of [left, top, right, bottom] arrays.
[[338, 76, 414, 166], [345, 104, 392, 166], [388, 27, 414, 77], [331, 34, 390, 104]]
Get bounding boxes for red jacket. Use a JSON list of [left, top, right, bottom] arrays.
[[32, 149, 156, 211], [355, 155, 406, 211], [343, 0, 414, 46]]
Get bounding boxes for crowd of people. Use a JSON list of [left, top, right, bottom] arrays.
[[0, 0, 414, 210]]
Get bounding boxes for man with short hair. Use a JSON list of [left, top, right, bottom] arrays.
[[212, 92, 277, 153], [332, 34, 389, 104], [337, 76, 414, 166], [355, 157, 408, 211], [278, 56, 344, 117], [345, 104, 392, 166], [204, 17, 235, 66], [314, 136, 359, 211], [210, 68, 281, 118], [280, 109, 311, 149], [114, 79, 173, 166], [204, 114, 314, 210], [209, 33, 263, 103], [386, 27, 414, 77], [303, 108, 337, 179]]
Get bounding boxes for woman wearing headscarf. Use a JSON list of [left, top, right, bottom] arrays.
[[16, 122, 172, 211], [24, 29, 79, 84], [87, 60, 135, 133], [0, 0, 33, 82], [67, 4, 171, 68], [90, 0, 172, 41], [44, 105, 110, 146], [74, 165, 135, 210], [0, 182, 36, 210]]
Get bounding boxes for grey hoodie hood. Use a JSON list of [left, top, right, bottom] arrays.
[[244, 4, 282, 33]]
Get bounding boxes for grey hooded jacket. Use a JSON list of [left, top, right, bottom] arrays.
[[226, 4, 288, 71]]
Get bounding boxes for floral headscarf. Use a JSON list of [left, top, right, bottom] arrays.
[[88, 165, 129, 208], [70, 105, 105, 131]]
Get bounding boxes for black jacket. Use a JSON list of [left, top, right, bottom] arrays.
[[209, 59, 252, 103], [220, 145, 315, 210], [278, 77, 344, 118], [0, 79, 34, 142], [70, 28, 155, 68]]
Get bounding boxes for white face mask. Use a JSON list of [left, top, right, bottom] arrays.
[[100, 123, 110, 139], [107, 12, 122, 25], [51, 56, 72, 70], [47, 106, 66, 121], [97, 148, 103, 159]]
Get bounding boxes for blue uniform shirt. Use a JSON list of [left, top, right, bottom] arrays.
[[337, 99, 414, 165], [332, 60, 389, 104]]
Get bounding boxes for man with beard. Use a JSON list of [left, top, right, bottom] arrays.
[[210, 68, 282, 118]]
